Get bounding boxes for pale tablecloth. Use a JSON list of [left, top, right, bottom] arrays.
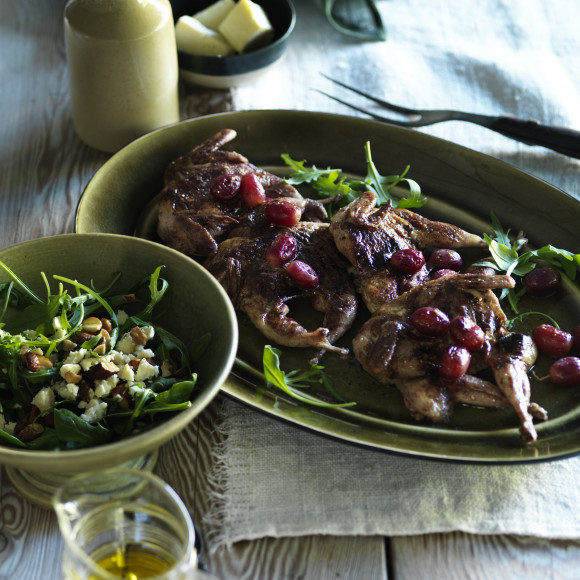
[[195, 0, 580, 551]]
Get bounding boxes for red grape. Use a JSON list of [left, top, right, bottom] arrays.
[[239, 172, 266, 208], [391, 248, 425, 274], [265, 234, 297, 267], [265, 200, 302, 227], [523, 267, 561, 298], [449, 316, 485, 351], [549, 357, 580, 387], [286, 261, 319, 289], [430, 268, 457, 280], [210, 173, 241, 200], [428, 249, 462, 271], [410, 306, 450, 336], [439, 346, 471, 381], [532, 324, 573, 357]]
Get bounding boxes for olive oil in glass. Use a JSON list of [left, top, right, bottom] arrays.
[[92, 543, 176, 578]]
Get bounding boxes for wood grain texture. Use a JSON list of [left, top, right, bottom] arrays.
[[155, 400, 388, 580], [392, 533, 580, 580]]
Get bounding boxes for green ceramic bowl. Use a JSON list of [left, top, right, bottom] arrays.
[[0, 233, 237, 482]]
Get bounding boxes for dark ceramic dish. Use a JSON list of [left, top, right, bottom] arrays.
[[170, 0, 295, 88]]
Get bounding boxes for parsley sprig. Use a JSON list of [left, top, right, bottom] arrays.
[[282, 141, 426, 216], [262, 345, 355, 408], [474, 212, 580, 312]]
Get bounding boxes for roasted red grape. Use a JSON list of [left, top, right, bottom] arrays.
[[265, 234, 297, 268], [439, 346, 471, 381], [265, 200, 301, 227], [523, 267, 561, 298], [549, 357, 580, 387], [239, 172, 266, 208], [449, 316, 485, 351], [532, 324, 573, 357], [410, 306, 450, 336], [209, 173, 241, 200], [286, 260, 319, 289], [430, 268, 457, 280], [390, 248, 425, 274], [428, 249, 462, 271]]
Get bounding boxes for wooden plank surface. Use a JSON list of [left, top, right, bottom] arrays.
[[391, 534, 580, 580], [1, 1, 580, 579]]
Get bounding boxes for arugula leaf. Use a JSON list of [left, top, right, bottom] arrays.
[[282, 141, 426, 216], [474, 212, 580, 312], [134, 265, 168, 322], [0, 428, 27, 448], [262, 345, 355, 408], [0, 261, 44, 304], [362, 142, 424, 209], [154, 379, 196, 405], [282, 155, 343, 185], [54, 408, 111, 446]]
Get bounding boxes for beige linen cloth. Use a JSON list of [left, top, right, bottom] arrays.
[[200, 0, 580, 551], [203, 398, 580, 550]]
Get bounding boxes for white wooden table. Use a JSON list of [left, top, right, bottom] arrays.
[[1, 1, 580, 578]]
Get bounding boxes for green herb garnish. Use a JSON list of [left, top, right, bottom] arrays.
[[282, 141, 425, 216], [262, 345, 355, 408], [474, 212, 580, 312]]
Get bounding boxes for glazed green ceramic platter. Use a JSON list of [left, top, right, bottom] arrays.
[[76, 110, 580, 463]]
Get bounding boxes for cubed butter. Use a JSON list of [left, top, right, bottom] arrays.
[[194, 0, 235, 31], [219, 0, 274, 53], [175, 15, 235, 57]]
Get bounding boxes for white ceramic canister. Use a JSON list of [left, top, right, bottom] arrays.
[[64, 0, 180, 153]]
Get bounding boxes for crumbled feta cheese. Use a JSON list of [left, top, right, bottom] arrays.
[[4, 422, 16, 435], [94, 374, 119, 398], [116, 310, 129, 325], [118, 364, 135, 383], [116, 334, 136, 354], [56, 381, 79, 401], [63, 349, 88, 365], [80, 399, 107, 424], [80, 356, 103, 372], [53, 328, 66, 340], [134, 359, 159, 382], [134, 346, 155, 359], [129, 384, 146, 397], [32, 387, 55, 412], [142, 326, 155, 341], [111, 351, 131, 365]]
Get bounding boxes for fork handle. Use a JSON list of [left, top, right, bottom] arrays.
[[484, 115, 580, 159]]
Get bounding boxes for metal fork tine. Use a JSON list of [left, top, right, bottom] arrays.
[[316, 90, 410, 126], [321, 74, 421, 118]]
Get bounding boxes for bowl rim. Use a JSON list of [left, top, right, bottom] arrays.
[[0, 232, 238, 472]]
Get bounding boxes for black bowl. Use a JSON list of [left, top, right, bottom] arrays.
[[170, 0, 296, 88]]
